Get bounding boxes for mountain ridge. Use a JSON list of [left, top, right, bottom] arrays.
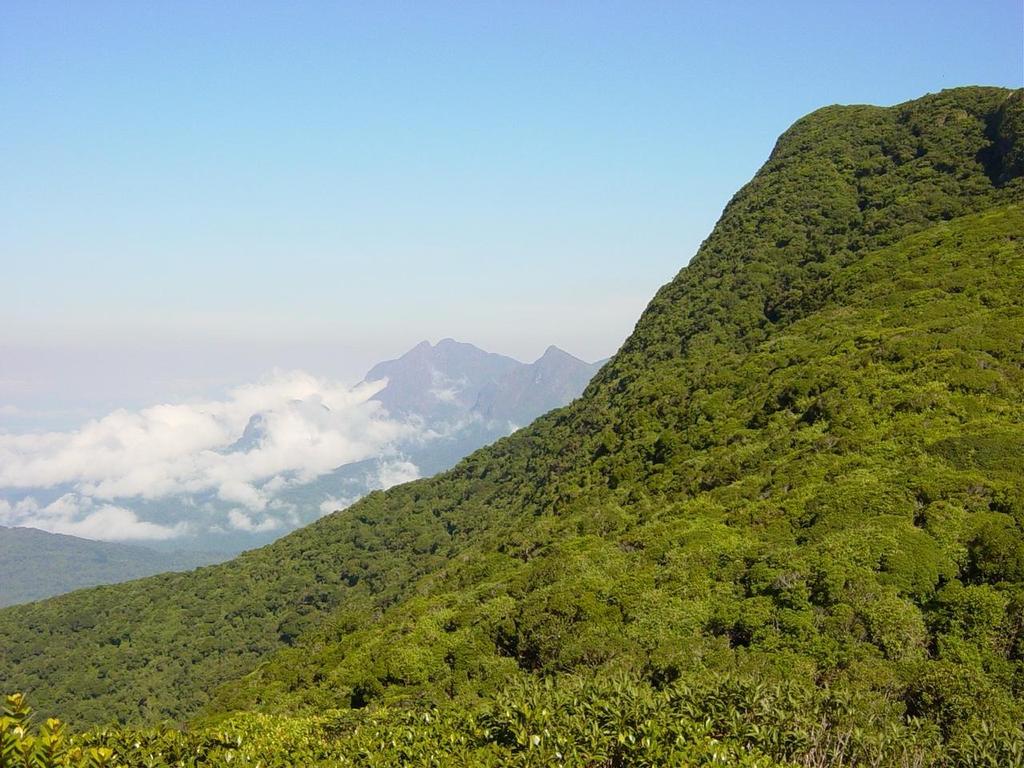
[[471, 344, 600, 428], [364, 338, 600, 423]]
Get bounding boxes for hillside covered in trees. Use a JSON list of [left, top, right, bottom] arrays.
[[1, 86, 1022, 767]]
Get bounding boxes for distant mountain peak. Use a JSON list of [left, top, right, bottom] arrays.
[[222, 413, 269, 454], [364, 339, 518, 419], [362, 339, 597, 424], [536, 345, 581, 364]]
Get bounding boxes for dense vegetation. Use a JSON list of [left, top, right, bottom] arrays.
[[1, 86, 1022, 765], [6, 676, 1022, 767]]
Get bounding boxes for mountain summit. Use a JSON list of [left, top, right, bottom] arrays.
[[364, 339, 600, 426], [472, 345, 599, 427], [364, 339, 520, 419], [1, 87, 1021, 765], [356, 339, 602, 476]]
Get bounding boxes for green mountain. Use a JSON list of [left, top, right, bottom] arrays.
[[1, 86, 1021, 766], [0, 527, 224, 608]]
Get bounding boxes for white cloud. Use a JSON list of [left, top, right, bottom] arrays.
[[429, 387, 459, 403], [218, 480, 269, 511], [318, 495, 358, 516], [226, 509, 281, 534], [0, 370, 424, 541], [377, 459, 421, 489], [0, 495, 188, 541], [428, 367, 466, 404]]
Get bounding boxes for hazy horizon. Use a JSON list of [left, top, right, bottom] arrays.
[[5, 1, 1021, 435], [0, 336, 604, 544], [0, 335, 606, 434]]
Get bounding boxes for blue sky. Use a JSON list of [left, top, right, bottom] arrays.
[[2, 0, 1022, 426]]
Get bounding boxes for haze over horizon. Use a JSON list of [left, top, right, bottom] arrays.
[[0, 338, 602, 545], [3, 1, 1020, 434]]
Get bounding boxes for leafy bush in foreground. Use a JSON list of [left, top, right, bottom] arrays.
[[6, 675, 1023, 767]]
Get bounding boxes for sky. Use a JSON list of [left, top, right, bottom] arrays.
[[2, 0, 1023, 430]]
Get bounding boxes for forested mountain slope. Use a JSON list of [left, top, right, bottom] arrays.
[[197, 199, 1024, 767], [1, 88, 1021, 764]]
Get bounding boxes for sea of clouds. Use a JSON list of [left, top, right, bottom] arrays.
[[0, 370, 422, 542]]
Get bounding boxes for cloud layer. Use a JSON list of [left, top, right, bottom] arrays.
[[0, 495, 189, 541], [0, 371, 419, 541]]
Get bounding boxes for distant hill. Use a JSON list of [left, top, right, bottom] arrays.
[[272, 341, 602, 528], [0, 526, 223, 607]]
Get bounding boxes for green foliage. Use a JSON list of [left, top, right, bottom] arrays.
[[1, 86, 1022, 766], [5, 681, 1022, 767]]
